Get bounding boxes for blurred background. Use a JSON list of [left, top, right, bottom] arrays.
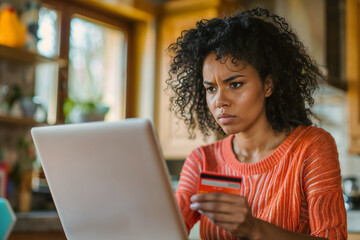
[[0, 0, 359, 239]]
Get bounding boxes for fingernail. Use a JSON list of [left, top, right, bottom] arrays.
[[190, 203, 199, 210], [190, 195, 197, 201]]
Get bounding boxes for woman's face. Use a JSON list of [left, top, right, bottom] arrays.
[[202, 53, 272, 135]]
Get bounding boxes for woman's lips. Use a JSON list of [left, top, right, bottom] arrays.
[[217, 113, 236, 124]]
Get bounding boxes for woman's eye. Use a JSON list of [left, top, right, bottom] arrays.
[[206, 87, 216, 93], [230, 82, 243, 88]]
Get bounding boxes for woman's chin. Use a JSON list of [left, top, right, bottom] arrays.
[[221, 126, 241, 135]]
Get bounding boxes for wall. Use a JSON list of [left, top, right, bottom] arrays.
[[242, 0, 325, 66]]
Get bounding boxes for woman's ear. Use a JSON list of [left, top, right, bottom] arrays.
[[264, 75, 274, 97]]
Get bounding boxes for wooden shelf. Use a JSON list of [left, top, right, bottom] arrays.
[[0, 115, 39, 126], [0, 44, 63, 64]]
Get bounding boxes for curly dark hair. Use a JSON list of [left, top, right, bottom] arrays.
[[166, 7, 322, 138]]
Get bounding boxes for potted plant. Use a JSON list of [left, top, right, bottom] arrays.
[[63, 97, 109, 123]]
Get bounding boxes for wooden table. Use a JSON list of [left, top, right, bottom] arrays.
[[9, 231, 66, 240]]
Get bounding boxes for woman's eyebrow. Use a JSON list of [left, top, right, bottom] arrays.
[[203, 74, 244, 85], [203, 80, 214, 85], [222, 74, 245, 83]]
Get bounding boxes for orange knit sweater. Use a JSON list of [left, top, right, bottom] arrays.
[[175, 126, 347, 240]]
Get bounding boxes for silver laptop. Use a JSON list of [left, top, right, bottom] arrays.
[[31, 118, 188, 240]]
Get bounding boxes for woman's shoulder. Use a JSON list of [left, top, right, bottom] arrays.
[[200, 135, 232, 150], [187, 135, 232, 158], [275, 125, 337, 159], [295, 125, 335, 143], [289, 125, 338, 159], [185, 136, 233, 171]]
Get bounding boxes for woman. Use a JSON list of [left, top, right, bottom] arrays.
[[167, 7, 347, 240]]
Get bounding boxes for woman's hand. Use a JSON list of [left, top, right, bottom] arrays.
[[190, 192, 330, 240], [190, 192, 261, 239]]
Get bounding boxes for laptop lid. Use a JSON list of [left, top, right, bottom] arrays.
[[31, 118, 188, 240]]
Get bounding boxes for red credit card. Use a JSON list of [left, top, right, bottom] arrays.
[[197, 171, 242, 195]]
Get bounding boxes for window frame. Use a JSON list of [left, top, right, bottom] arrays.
[[40, 0, 134, 123]]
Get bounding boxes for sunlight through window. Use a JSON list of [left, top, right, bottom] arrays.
[[66, 17, 127, 123]]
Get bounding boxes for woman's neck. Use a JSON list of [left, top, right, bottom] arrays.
[[232, 125, 290, 164]]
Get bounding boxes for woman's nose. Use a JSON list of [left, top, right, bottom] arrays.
[[215, 89, 230, 108]]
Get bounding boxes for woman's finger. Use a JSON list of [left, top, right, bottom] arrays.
[[200, 210, 248, 224], [190, 201, 235, 213], [191, 192, 246, 204], [190, 201, 251, 229]]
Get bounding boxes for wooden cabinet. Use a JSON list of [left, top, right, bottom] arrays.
[[347, 0, 360, 152], [155, 0, 238, 160]]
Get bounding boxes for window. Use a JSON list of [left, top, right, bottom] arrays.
[[34, 7, 59, 124], [66, 17, 127, 123], [36, 0, 130, 124], [37, 7, 58, 58]]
